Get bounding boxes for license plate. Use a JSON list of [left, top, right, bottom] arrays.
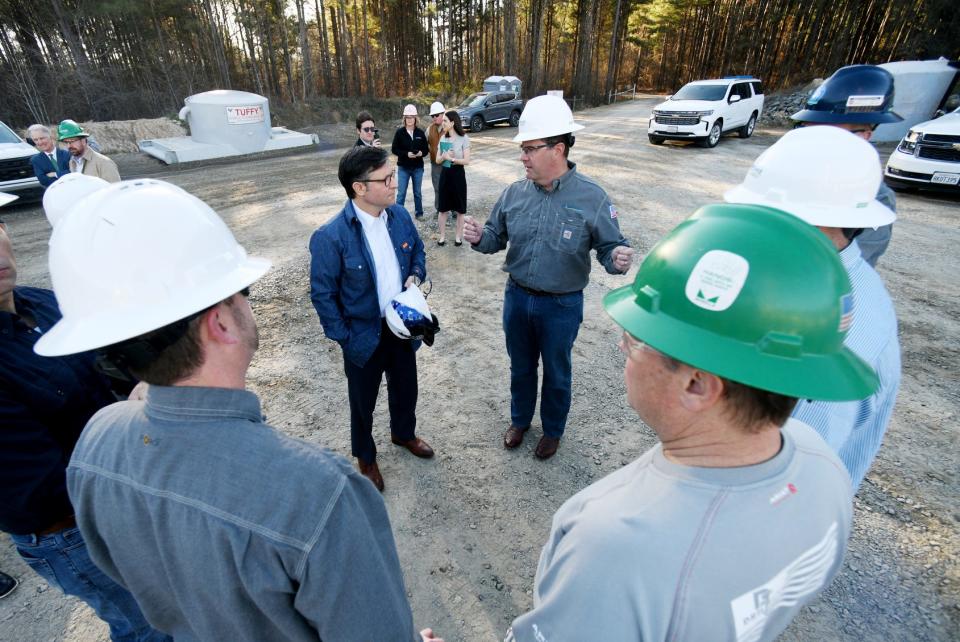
[[931, 172, 960, 185], [667, 125, 678, 133]]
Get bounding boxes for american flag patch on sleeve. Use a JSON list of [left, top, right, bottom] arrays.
[[609, 204, 618, 219], [838, 294, 854, 332]]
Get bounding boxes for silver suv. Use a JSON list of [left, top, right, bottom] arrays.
[[648, 77, 764, 148], [0, 121, 41, 197]]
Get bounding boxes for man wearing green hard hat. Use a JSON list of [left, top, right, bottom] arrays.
[[57, 119, 120, 183], [506, 204, 877, 642]]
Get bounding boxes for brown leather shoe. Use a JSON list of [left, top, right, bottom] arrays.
[[391, 436, 435, 459], [358, 459, 384, 492], [503, 426, 526, 449], [534, 436, 561, 460]]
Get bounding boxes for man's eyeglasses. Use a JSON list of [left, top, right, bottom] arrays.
[[618, 331, 657, 359], [520, 143, 554, 155], [240, 287, 250, 298], [361, 169, 397, 186], [361, 127, 377, 133]]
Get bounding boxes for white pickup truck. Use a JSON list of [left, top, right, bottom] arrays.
[[0, 120, 41, 199], [648, 77, 764, 148], [885, 105, 960, 191]]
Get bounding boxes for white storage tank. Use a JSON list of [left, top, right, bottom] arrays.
[[178, 90, 271, 154]]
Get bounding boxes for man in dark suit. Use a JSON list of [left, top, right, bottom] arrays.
[[27, 125, 69, 189]]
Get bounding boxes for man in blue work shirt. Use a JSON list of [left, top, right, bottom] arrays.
[[463, 95, 634, 460], [0, 200, 167, 641]]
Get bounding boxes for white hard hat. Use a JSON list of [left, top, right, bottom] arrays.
[[724, 126, 895, 229], [35, 179, 271, 356], [0, 193, 18, 207], [43, 173, 110, 227], [513, 95, 584, 142], [403, 104, 418, 117], [385, 284, 440, 346], [429, 102, 445, 116]]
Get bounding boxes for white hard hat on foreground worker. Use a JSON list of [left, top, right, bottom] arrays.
[[43, 173, 111, 227], [35, 179, 271, 356]]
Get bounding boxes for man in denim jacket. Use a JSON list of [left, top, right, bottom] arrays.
[[310, 146, 436, 491]]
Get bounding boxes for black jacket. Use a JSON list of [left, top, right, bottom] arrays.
[[391, 126, 429, 169]]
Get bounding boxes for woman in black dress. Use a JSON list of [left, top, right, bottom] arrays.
[[435, 111, 471, 246]]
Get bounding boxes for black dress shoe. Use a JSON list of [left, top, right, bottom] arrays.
[[437, 239, 446, 246], [535, 436, 561, 460], [0, 571, 18, 599], [454, 240, 463, 247]]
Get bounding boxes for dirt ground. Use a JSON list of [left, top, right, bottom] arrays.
[[1, 97, 957, 641]]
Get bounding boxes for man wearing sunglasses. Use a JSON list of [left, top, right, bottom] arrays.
[[355, 110, 382, 148], [463, 95, 634, 460], [507, 204, 877, 642], [310, 146, 435, 492]]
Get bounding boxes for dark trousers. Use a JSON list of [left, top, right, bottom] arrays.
[[344, 321, 418, 463]]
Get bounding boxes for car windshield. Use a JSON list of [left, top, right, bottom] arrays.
[[0, 122, 23, 144], [458, 93, 488, 108], [671, 84, 728, 101]]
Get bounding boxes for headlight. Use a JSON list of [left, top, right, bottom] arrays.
[[652, 109, 662, 116], [697, 110, 714, 117], [898, 129, 919, 153]]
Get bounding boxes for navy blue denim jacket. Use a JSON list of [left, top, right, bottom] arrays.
[[310, 200, 426, 367], [0, 287, 117, 534]]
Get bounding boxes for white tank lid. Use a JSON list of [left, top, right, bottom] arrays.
[[185, 90, 266, 105]]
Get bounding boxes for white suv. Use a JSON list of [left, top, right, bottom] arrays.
[[648, 78, 764, 148], [885, 106, 960, 191]]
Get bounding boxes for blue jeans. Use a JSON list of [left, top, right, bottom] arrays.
[[10, 526, 170, 642], [503, 280, 583, 438], [396, 165, 424, 217]]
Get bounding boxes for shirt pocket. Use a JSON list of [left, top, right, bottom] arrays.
[[552, 206, 586, 254], [342, 255, 371, 287]]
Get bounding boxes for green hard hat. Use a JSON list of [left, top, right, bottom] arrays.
[[603, 203, 878, 401], [57, 119, 89, 141]]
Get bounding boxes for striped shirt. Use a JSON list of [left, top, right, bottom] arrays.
[[792, 239, 901, 492]]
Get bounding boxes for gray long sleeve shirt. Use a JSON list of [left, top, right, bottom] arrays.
[[67, 386, 417, 642], [472, 162, 630, 293]]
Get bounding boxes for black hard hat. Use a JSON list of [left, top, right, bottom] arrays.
[[792, 65, 903, 124]]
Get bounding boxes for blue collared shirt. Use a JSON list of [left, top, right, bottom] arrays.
[[68, 385, 418, 641], [472, 162, 630, 293], [0, 287, 117, 534], [792, 240, 901, 491], [309, 200, 426, 366]]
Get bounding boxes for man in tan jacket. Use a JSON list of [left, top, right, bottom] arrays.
[[426, 102, 445, 217], [57, 120, 120, 183]]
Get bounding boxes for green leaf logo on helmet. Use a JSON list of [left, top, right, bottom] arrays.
[[57, 119, 89, 141], [603, 203, 878, 401]]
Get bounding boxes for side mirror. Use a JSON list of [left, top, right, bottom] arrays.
[[729, 95, 742, 103], [666, 94, 673, 100], [933, 109, 946, 119]]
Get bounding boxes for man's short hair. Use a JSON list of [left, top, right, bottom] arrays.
[[543, 133, 574, 158], [660, 353, 797, 430], [27, 124, 51, 138], [338, 146, 388, 199], [356, 111, 375, 130]]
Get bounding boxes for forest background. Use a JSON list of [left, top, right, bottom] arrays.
[[1, 0, 959, 128]]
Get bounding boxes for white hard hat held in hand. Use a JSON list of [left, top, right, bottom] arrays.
[[35, 179, 271, 357], [723, 126, 895, 230], [513, 94, 584, 143], [385, 284, 440, 346]]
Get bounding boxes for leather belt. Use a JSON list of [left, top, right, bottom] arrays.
[[509, 277, 577, 297], [37, 514, 76, 536]]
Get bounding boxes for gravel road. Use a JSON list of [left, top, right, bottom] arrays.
[[1, 97, 957, 641]]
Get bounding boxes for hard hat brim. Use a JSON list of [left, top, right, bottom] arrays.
[[512, 122, 584, 143], [723, 185, 896, 229], [0, 193, 19, 207], [790, 109, 904, 124], [35, 256, 271, 357], [603, 284, 879, 402]]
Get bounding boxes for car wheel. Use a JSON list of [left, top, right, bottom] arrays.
[[739, 113, 757, 138], [699, 120, 722, 148], [470, 115, 485, 133], [509, 110, 521, 127], [648, 134, 665, 145]]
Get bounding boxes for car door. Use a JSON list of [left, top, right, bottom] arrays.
[[727, 83, 751, 128]]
